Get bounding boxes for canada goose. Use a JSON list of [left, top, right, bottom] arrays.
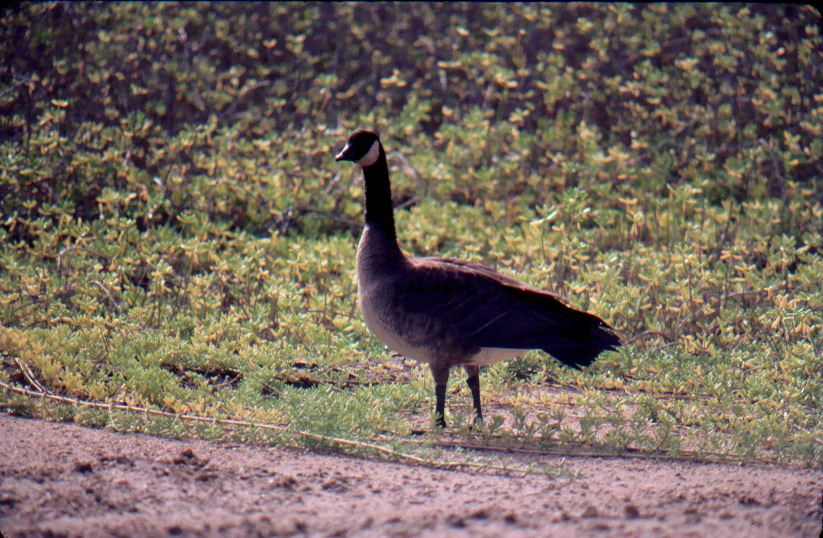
[[336, 130, 621, 428]]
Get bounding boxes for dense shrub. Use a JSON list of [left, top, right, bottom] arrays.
[[0, 3, 821, 464], [1, 3, 820, 240]]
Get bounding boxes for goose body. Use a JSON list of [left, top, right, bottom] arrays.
[[336, 130, 621, 427]]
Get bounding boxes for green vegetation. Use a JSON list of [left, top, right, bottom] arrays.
[[1, 3, 821, 468]]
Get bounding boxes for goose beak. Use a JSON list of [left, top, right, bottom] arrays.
[[335, 143, 354, 162]]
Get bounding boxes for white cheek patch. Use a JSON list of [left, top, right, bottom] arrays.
[[357, 140, 381, 167]]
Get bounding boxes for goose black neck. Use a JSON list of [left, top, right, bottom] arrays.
[[362, 145, 398, 242]]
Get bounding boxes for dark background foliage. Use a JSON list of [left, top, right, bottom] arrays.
[[1, 3, 820, 241]]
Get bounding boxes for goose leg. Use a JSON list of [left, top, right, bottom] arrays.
[[464, 365, 482, 425], [434, 384, 447, 428], [430, 363, 451, 428]]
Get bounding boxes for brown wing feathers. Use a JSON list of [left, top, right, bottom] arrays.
[[402, 257, 619, 367]]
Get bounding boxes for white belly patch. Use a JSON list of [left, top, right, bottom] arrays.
[[468, 347, 527, 366]]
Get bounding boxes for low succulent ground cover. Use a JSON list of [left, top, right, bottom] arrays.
[[1, 3, 820, 468]]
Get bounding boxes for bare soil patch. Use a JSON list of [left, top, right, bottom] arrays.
[[1, 414, 820, 537]]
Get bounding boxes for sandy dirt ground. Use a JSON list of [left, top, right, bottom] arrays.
[[0, 414, 820, 537]]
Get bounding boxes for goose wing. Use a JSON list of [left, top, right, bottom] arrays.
[[394, 257, 620, 368]]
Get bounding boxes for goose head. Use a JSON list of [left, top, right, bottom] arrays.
[[335, 130, 382, 167]]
